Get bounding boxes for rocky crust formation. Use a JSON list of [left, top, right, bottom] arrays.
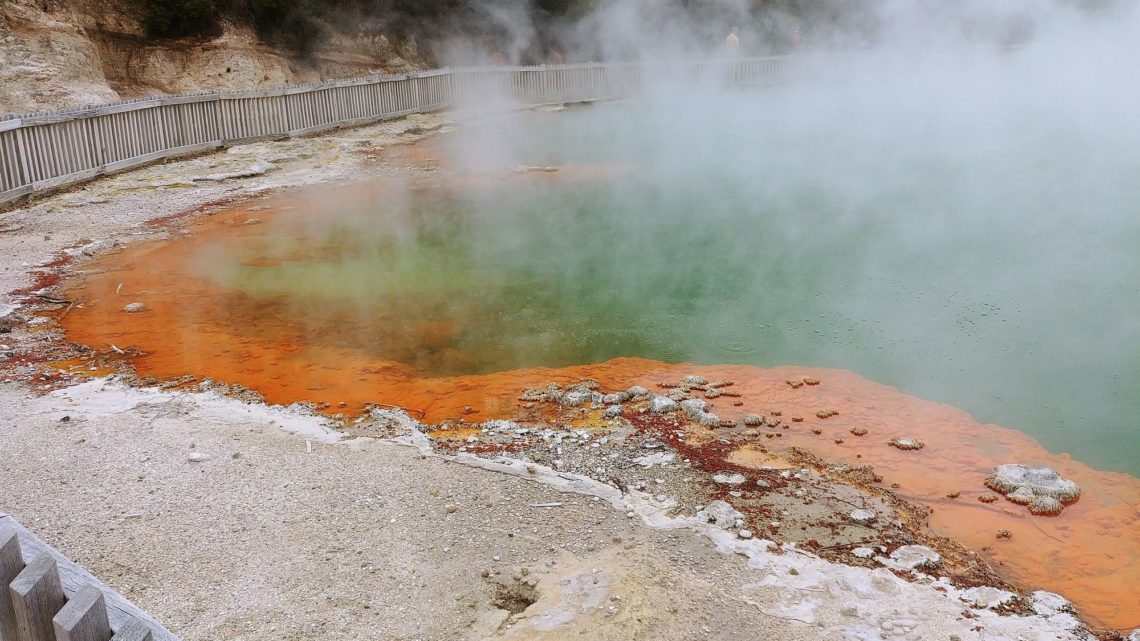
[[985, 464, 1081, 515]]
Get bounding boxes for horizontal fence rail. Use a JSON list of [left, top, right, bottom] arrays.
[[0, 58, 793, 205]]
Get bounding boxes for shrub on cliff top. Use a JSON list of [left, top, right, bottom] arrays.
[[140, 0, 223, 39]]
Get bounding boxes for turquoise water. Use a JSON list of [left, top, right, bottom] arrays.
[[205, 80, 1140, 477]]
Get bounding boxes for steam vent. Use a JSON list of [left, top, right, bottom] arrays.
[[1, 3, 1139, 640]]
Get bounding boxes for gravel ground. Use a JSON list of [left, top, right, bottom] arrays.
[[0, 380, 1096, 641], [0, 112, 1105, 641]]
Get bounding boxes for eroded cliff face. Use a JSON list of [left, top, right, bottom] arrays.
[[0, 0, 425, 116], [0, 0, 120, 115]]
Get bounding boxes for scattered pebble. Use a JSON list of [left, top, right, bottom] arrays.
[[713, 473, 746, 486]]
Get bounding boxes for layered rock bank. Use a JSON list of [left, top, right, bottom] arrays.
[[0, 0, 425, 115]]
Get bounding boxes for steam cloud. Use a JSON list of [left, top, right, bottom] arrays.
[[201, 0, 1140, 474]]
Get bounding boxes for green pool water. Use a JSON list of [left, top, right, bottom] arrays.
[[200, 76, 1140, 477]]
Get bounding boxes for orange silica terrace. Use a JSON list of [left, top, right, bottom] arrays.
[[55, 192, 1140, 631]]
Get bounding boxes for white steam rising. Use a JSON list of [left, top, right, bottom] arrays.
[[424, 0, 1140, 473]]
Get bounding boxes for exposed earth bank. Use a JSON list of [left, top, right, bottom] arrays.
[[0, 0, 425, 116]]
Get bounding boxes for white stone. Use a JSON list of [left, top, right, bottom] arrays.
[[851, 547, 874, 559], [713, 473, 746, 485], [680, 398, 708, 418], [1047, 613, 1084, 632], [738, 529, 753, 539], [877, 545, 941, 571], [123, 302, 147, 313], [1029, 591, 1072, 617], [482, 419, 520, 432], [632, 452, 674, 468], [959, 586, 1017, 609], [849, 509, 877, 524], [695, 412, 720, 427], [562, 391, 592, 407], [648, 396, 678, 413], [986, 463, 1081, 502], [696, 500, 743, 529]]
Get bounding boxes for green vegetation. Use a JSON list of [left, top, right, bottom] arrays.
[[140, 0, 222, 39], [139, 0, 326, 52], [136, 0, 1115, 62], [245, 0, 326, 55], [137, 0, 513, 55]]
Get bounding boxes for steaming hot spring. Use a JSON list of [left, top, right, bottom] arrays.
[[54, 57, 1140, 629]]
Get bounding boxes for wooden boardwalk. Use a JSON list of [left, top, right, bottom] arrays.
[[0, 58, 795, 206], [1, 513, 177, 641]]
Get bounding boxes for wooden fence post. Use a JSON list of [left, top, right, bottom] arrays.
[[108, 620, 151, 641], [9, 555, 65, 641], [0, 527, 24, 641], [52, 585, 111, 641], [13, 126, 33, 189], [84, 116, 105, 175], [330, 85, 345, 125]]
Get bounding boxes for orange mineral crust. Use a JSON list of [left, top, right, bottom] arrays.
[[57, 207, 1140, 631]]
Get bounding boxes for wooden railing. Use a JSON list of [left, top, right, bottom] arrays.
[[1, 516, 177, 641], [0, 57, 794, 206]]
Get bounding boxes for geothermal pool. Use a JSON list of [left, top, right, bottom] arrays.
[[71, 98, 1140, 478], [58, 80, 1140, 628]]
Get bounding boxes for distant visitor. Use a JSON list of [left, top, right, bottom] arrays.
[[725, 27, 742, 57]]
